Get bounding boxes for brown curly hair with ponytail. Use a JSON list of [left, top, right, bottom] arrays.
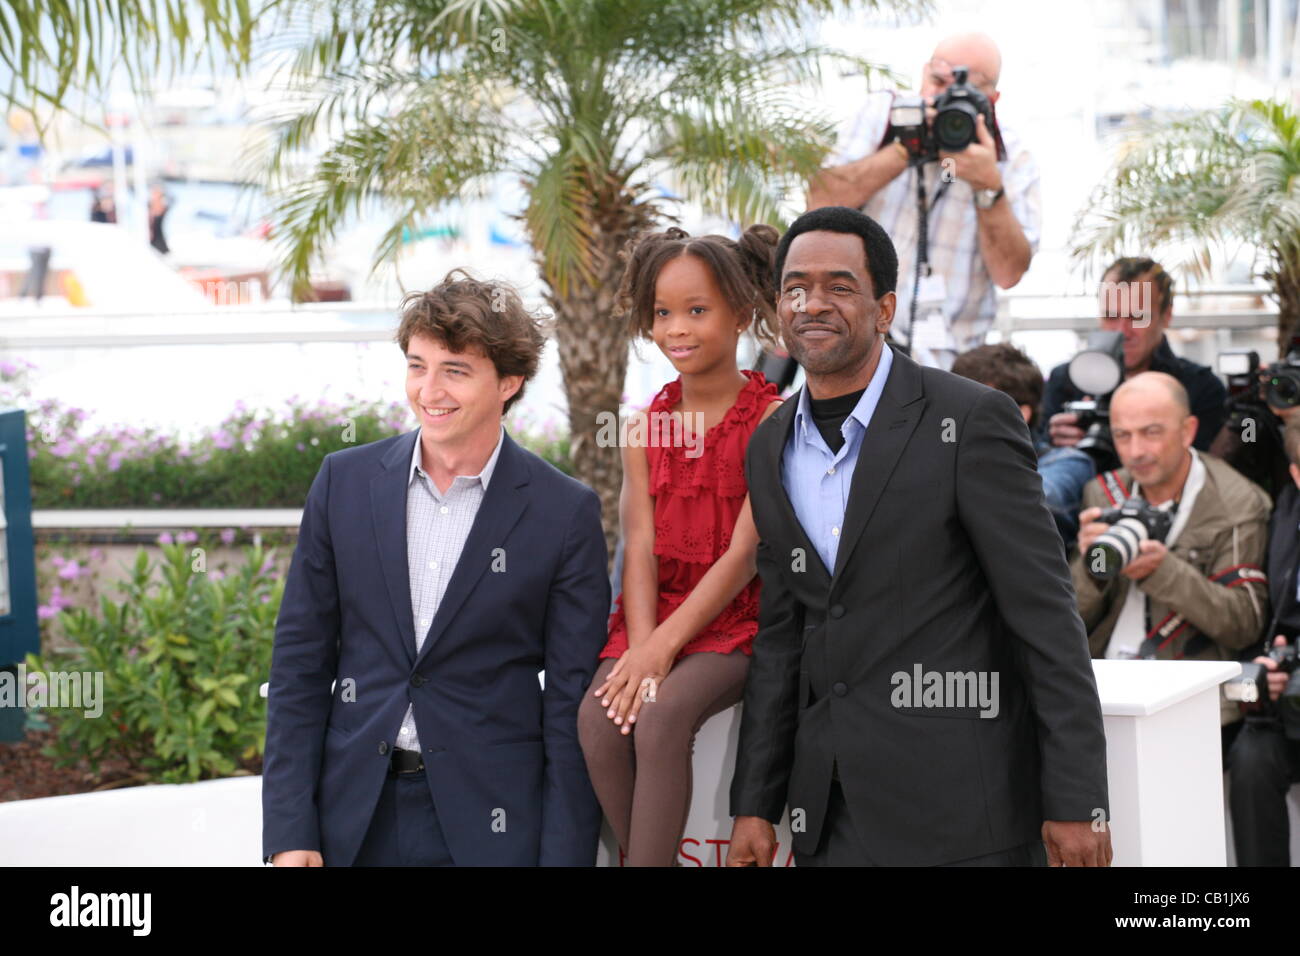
[[615, 224, 781, 349]]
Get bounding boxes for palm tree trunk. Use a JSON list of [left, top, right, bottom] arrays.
[[538, 189, 658, 569], [545, 257, 627, 570]]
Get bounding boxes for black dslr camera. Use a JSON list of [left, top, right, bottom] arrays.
[[883, 67, 1007, 163], [1086, 495, 1175, 581], [1212, 346, 1292, 498], [1224, 639, 1300, 740], [1263, 332, 1300, 408]]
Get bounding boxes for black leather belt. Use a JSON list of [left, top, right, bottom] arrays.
[[390, 747, 425, 774]]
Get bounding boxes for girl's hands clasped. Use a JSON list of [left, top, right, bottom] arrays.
[[592, 637, 676, 735]]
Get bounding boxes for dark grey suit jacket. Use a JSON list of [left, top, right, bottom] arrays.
[[730, 345, 1109, 865]]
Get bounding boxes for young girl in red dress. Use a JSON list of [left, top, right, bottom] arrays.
[[577, 224, 783, 866]]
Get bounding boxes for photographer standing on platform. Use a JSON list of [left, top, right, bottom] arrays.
[[1071, 372, 1270, 761], [1044, 258, 1227, 453], [808, 32, 1040, 370]]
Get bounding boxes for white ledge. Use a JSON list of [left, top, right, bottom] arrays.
[[32, 509, 303, 529]]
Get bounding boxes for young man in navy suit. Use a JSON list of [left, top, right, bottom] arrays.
[[262, 271, 609, 866]]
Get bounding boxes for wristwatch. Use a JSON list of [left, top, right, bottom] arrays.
[[974, 186, 1005, 209]]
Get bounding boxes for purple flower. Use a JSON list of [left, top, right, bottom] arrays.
[[219, 528, 236, 546], [295, 442, 305, 452], [157, 532, 174, 545], [0, 360, 18, 376], [57, 561, 81, 580], [108, 452, 123, 472], [37, 604, 59, 620], [213, 430, 234, 450], [177, 530, 198, 544], [51, 554, 66, 567]]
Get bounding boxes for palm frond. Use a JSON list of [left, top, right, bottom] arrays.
[[259, 71, 511, 294], [2, 0, 262, 133], [523, 147, 597, 296]]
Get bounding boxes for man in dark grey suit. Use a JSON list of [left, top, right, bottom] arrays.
[[726, 206, 1112, 866]]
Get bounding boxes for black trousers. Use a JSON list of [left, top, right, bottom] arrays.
[[795, 779, 1048, 867], [1228, 722, 1300, 867], [351, 768, 455, 867]]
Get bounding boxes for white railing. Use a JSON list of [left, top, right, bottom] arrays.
[[0, 287, 1283, 348]]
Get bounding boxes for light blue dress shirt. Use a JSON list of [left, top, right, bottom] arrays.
[[781, 344, 894, 576]]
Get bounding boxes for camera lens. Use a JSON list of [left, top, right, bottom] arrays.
[[1268, 372, 1300, 408], [1088, 517, 1148, 580], [935, 103, 977, 150]]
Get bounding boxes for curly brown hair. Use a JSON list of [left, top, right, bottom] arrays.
[[615, 224, 781, 349], [394, 269, 548, 415]]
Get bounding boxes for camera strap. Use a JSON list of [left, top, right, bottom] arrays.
[[1095, 469, 1130, 507], [906, 163, 952, 356], [1137, 564, 1268, 659]]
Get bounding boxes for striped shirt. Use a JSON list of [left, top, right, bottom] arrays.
[[395, 424, 505, 754], [830, 91, 1042, 370]]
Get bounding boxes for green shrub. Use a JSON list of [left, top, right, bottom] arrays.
[[26, 541, 282, 784], [23, 394, 572, 507]]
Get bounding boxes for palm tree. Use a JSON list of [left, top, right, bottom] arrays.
[[258, 0, 915, 556], [1, 0, 259, 132], [1072, 98, 1300, 347]]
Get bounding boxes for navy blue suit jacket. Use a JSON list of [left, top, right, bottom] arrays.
[[261, 428, 609, 865]]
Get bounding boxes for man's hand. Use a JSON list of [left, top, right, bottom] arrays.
[[725, 816, 776, 866], [272, 850, 323, 866], [1042, 820, 1112, 867], [1077, 507, 1110, 558], [1121, 539, 1168, 581], [938, 113, 1002, 192], [1049, 411, 1086, 448], [1254, 636, 1292, 702]]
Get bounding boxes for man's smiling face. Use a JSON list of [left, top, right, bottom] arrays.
[[404, 332, 520, 449], [777, 230, 894, 381]]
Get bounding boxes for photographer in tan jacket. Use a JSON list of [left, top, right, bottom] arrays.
[[1070, 373, 1270, 756]]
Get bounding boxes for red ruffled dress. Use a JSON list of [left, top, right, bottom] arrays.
[[600, 369, 782, 661]]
